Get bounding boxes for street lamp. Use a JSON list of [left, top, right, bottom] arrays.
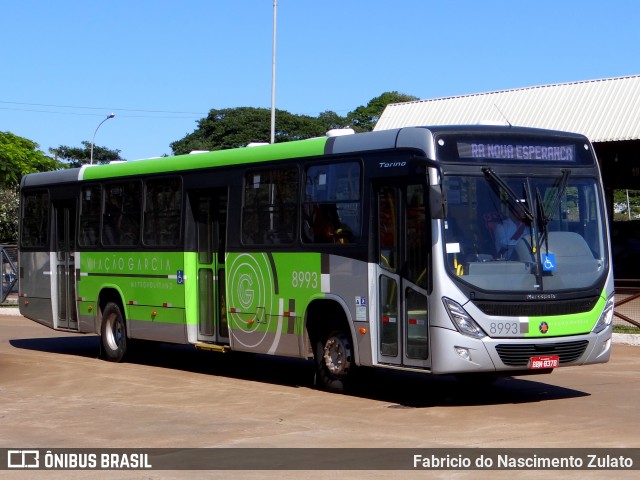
[[270, 0, 277, 144], [90, 113, 115, 164]]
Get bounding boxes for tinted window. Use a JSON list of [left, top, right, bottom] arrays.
[[143, 177, 182, 247], [21, 191, 49, 248], [102, 181, 141, 246], [242, 167, 298, 245], [302, 161, 361, 244], [79, 185, 101, 247]]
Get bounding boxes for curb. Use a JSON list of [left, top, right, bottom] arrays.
[[612, 333, 640, 346], [0, 307, 19, 316]]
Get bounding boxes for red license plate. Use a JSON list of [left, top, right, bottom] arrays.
[[529, 355, 559, 369]]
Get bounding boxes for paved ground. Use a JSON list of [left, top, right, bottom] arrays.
[[1, 308, 639, 479]]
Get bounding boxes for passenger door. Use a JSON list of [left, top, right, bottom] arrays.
[[192, 189, 229, 344], [54, 200, 78, 330], [375, 182, 430, 368]]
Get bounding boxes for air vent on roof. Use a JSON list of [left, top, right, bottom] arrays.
[[326, 128, 355, 137]]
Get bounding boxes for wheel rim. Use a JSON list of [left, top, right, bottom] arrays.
[[323, 334, 352, 376], [105, 313, 123, 351]]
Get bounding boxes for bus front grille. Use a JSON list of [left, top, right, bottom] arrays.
[[495, 340, 589, 367], [473, 296, 599, 317]]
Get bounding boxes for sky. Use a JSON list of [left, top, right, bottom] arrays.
[[2, 0, 640, 161]]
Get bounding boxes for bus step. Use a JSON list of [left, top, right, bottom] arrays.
[[195, 343, 230, 353]]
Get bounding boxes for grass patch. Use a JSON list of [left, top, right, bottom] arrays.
[[613, 324, 640, 334]]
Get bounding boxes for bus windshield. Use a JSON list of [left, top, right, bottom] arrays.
[[442, 173, 607, 292]]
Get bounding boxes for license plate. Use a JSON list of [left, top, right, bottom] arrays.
[[529, 355, 559, 369]]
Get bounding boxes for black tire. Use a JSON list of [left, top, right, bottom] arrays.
[[314, 329, 354, 392], [100, 302, 128, 362]]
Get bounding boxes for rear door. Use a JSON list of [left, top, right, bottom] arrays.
[[53, 200, 78, 330], [192, 189, 229, 344]]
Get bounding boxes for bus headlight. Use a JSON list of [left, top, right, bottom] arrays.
[[442, 297, 486, 339], [592, 297, 614, 334]]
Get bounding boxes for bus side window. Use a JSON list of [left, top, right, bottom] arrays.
[[79, 186, 101, 247], [378, 186, 396, 270], [143, 177, 182, 247], [102, 181, 141, 246], [21, 191, 49, 248], [242, 167, 297, 245], [406, 185, 427, 288], [302, 161, 361, 244]]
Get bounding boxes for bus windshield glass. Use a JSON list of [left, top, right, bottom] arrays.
[[442, 173, 607, 292]]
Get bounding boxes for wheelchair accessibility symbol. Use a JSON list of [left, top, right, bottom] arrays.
[[542, 253, 556, 272]]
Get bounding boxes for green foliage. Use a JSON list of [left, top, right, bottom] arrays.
[[346, 91, 419, 132], [613, 189, 640, 221], [0, 131, 62, 188], [170, 91, 418, 155], [0, 131, 62, 242], [613, 323, 640, 334], [0, 188, 19, 243], [317, 110, 349, 131], [51, 141, 124, 168], [170, 107, 345, 155]]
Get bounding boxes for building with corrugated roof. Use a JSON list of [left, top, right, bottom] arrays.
[[376, 75, 640, 142]]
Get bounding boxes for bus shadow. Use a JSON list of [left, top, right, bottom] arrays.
[[9, 335, 590, 407], [10, 335, 101, 358], [347, 368, 591, 408]]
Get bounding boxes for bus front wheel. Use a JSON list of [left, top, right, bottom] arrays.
[[315, 330, 354, 392], [101, 302, 128, 362]]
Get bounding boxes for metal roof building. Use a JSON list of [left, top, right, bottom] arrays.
[[375, 75, 640, 143]]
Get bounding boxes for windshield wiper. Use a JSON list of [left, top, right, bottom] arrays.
[[482, 167, 534, 222], [536, 169, 571, 252], [541, 169, 570, 226], [535, 186, 548, 254]]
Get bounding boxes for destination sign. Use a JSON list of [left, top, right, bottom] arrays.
[[457, 142, 576, 162]]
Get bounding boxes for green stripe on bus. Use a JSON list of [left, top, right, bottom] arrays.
[[80, 137, 329, 180], [525, 295, 605, 337], [78, 251, 186, 308]]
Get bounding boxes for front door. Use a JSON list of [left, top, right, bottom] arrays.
[[192, 189, 229, 343], [54, 200, 78, 330], [375, 182, 430, 368]]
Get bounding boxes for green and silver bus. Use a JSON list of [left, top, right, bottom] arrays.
[[18, 125, 614, 391]]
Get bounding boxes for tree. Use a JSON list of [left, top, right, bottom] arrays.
[[347, 91, 419, 132], [51, 141, 124, 168], [169, 92, 419, 155], [0, 188, 19, 243], [0, 131, 62, 243], [0, 131, 62, 187], [317, 110, 349, 132], [170, 107, 347, 155], [613, 189, 640, 221]]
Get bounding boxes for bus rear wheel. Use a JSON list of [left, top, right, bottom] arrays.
[[315, 330, 354, 392], [101, 302, 128, 362]]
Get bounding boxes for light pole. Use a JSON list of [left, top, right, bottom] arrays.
[[270, 0, 277, 144], [90, 113, 115, 164]]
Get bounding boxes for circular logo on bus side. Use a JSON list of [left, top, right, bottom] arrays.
[[539, 322, 549, 334], [227, 252, 276, 349]]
